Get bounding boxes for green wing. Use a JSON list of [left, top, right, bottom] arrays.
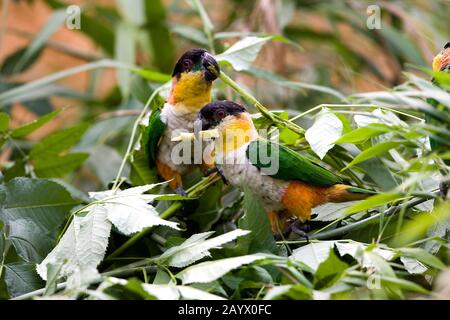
[[246, 139, 342, 186], [144, 109, 166, 169]]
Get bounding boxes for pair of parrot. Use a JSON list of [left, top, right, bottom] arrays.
[[146, 43, 449, 236]]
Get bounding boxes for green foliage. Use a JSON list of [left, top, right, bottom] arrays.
[[0, 0, 448, 301]]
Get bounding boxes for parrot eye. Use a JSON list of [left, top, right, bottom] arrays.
[[215, 109, 226, 119], [182, 59, 193, 69]]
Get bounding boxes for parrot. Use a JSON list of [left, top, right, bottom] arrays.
[[195, 101, 377, 236], [145, 48, 220, 194], [428, 41, 450, 196]]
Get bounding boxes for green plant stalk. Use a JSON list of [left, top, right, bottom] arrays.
[[309, 196, 434, 240], [190, 0, 215, 54], [105, 174, 220, 260], [219, 71, 305, 135], [111, 87, 163, 191]]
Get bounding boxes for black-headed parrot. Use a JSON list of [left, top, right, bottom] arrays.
[[145, 48, 219, 193], [195, 101, 377, 236]]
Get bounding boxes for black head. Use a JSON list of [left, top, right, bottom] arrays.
[[444, 42, 450, 49], [172, 48, 220, 81], [197, 101, 247, 131]]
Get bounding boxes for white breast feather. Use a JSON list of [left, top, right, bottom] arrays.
[[219, 143, 288, 211]]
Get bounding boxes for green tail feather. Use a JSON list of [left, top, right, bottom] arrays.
[[346, 186, 378, 195]]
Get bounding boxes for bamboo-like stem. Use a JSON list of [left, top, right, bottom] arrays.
[[105, 174, 220, 260]]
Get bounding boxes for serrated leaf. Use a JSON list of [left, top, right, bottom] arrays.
[[36, 205, 112, 281], [0, 178, 77, 263], [216, 36, 271, 71], [11, 109, 61, 138], [158, 229, 251, 268], [305, 108, 343, 159], [89, 184, 180, 235], [34, 153, 89, 178], [29, 123, 89, 160], [177, 254, 267, 284]]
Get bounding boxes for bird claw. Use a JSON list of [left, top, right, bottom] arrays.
[[204, 166, 228, 185], [175, 187, 188, 196], [280, 220, 311, 242]]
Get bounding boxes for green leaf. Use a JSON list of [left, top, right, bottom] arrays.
[[0, 112, 10, 132], [346, 193, 403, 214], [14, 10, 67, 73], [4, 262, 45, 298], [397, 248, 445, 271], [10, 109, 61, 138], [216, 36, 272, 71], [305, 108, 343, 159], [157, 229, 251, 268], [29, 123, 89, 160], [393, 203, 450, 247], [143, 0, 175, 73], [34, 153, 89, 178], [177, 254, 267, 285], [238, 187, 277, 254], [129, 148, 158, 186], [245, 67, 345, 99], [343, 141, 401, 170], [114, 22, 137, 97], [335, 124, 391, 144], [43, 263, 63, 296], [0, 47, 42, 76], [314, 247, 349, 289], [0, 178, 78, 262]]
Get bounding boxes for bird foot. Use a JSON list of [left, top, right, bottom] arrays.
[[204, 166, 228, 184], [175, 186, 187, 196], [279, 220, 311, 242]]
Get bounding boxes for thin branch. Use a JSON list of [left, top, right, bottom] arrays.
[[309, 195, 436, 240]]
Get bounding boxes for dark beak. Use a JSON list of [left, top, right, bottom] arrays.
[[194, 117, 209, 141], [202, 53, 220, 81]]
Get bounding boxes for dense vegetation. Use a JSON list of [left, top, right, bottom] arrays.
[[0, 0, 449, 300]]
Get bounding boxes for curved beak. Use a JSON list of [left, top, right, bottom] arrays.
[[202, 53, 220, 81]]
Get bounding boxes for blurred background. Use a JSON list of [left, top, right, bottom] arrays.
[[0, 0, 449, 190]]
